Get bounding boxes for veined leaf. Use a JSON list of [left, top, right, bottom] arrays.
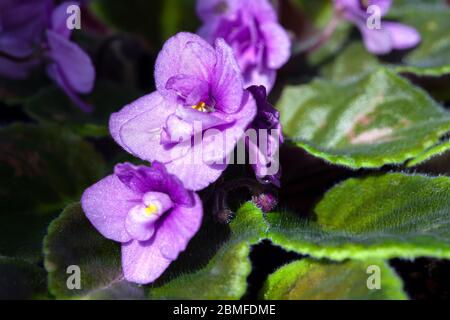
[[0, 256, 48, 299], [148, 202, 268, 299], [277, 68, 450, 169], [43, 203, 144, 299], [267, 173, 450, 260], [0, 124, 105, 216], [261, 259, 407, 300]]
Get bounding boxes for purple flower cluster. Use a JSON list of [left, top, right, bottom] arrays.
[[82, 0, 288, 284], [0, 0, 95, 111], [334, 0, 420, 54], [81, 0, 423, 285], [197, 0, 291, 91]]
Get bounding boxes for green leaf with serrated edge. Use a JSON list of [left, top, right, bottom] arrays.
[[389, 2, 450, 70], [0, 256, 48, 299], [44, 203, 144, 299], [267, 173, 450, 261], [0, 124, 105, 216], [25, 82, 143, 138], [148, 202, 268, 300], [407, 140, 450, 167], [277, 68, 450, 169], [261, 259, 407, 300]]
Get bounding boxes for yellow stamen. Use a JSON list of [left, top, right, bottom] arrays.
[[144, 203, 158, 216], [192, 101, 209, 112]]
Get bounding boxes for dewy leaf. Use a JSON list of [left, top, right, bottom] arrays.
[[267, 173, 450, 261], [148, 202, 268, 300], [277, 68, 450, 169], [0, 256, 48, 299], [261, 259, 407, 300], [0, 124, 106, 216], [25, 82, 143, 137], [44, 203, 144, 299], [389, 2, 450, 72]]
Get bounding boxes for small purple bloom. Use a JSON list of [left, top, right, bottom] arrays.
[[197, 0, 291, 91], [247, 85, 283, 187], [110, 32, 257, 191], [81, 162, 203, 284], [334, 0, 420, 55], [0, 1, 95, 111]]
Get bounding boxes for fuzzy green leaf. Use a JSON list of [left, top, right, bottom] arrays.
[[43, 203, 144, 299], [148, 202, 268, 300], [267, 173, 450, 260], [25, 82, 143, 137], [261, 259, 407, 300], [277, 68, 450, 169], [0, 257, 48, 299], [389, 2, 450, 71], [0, 124, 105, 216]]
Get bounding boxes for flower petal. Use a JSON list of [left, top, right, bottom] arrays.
[[109, 91, 177, 162], [369, 0, 392, 16], [357, 22, 392, 55], [81, 175, 141, 243], [155, 32, 216, 103], [260, 22, 291, 69], [46, 30, 95, 93], [211, 38, 244, 113], [51, 2, 78, 39], [384, 22, 421, 51], [202, 90, 257, 164], [121, 192, 203, 284]]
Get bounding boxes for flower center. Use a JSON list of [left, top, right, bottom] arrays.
[[144, 203, 158, 216], [192, 101, 212, 113]]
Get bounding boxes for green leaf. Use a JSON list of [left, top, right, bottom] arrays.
[[389, 2, 450, 71], [90, 0, 198, 46], [320, 42, 379, 81], [277, 68, 450, 169], [406, 140, 450, 167], [0, 69, 50, 106], [0, 257, 48, 299], [44, 203, 144, 299], [0, 124, 106, 216], [267, 173, 450, 261], [148, 202, 268, 300], [25, 82, 143, 137], [261, 259, 407, 300], [0, 213, 57, 263]]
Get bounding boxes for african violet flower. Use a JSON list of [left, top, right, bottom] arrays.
[[0, 0, 95, 111], [334, 0, 420, 55], [110, 32, 256, 191], [81, 162, 203, 284], [197, 0, 291, 91], [247, 85, 283, 187]]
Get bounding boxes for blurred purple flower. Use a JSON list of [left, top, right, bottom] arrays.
[[247, 85, 283, 187], [0, 0, 95, 111], [110, 32, 256, 191], [334, 0, 420, 54], [197, 0, 291, 91], [81, 162, 203, 284]]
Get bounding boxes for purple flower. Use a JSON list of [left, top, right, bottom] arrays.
[[110, 32, 257, 191], [0, 1, 95, 111], [197, 0, 291, 91], [81, 162, 203, 284], [247, 85, 283, 187], [334, 0, 420, 55]]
